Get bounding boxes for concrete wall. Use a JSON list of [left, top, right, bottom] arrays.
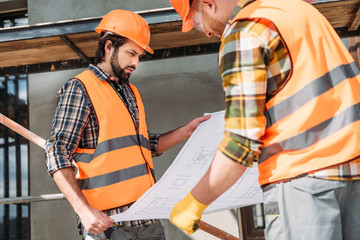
[[27, 1, 242, 239], [29, 68, 84, 240], [28, 0, 172, 24], [29, 54, 241, 239]]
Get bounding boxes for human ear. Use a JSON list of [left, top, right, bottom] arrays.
[[200, 0, 216, 13], [104, 40, 113, 55]]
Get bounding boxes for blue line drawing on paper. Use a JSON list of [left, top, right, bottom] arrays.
[[187, 146, 216, 168], [170, 175, 190, 189]]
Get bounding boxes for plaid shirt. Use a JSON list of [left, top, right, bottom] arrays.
[[218, 0, 360, 180], [46, 64, 159, 227]]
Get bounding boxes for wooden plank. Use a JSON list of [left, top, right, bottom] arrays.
[[348, 36, 360, 67], [149, 21, 183, 34], [348, 5, 360, 31], [0, 0, 27, 15], [314, 0, 359, 28], [0, 36, 63, 52], [0, 30, 218, 68], [65, 32, 99, 58], [197, 220, 240, 240], [0, 113, 46, 149], [0, 38, 79, 67], [0, 1, 359, 69], [60, 35, 89, 62], [66, 27, 219, 52], [150, 30, 219, 50]]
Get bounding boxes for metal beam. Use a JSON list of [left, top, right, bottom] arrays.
[[1, 1, 359, 44], [0, 193, 65, 205], [0, 18, 98, 43], [59, 35, 89, 62], [0, 8, 180, 43]]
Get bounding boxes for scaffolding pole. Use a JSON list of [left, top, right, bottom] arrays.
[[0, 113, 241, 240]]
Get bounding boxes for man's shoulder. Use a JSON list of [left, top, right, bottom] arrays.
[[66, 68, 96, 85], [224, 18, 277, 40], [66, 76, 83, 85], [221, 18, 280, 50], [59, 77, 86, 95]]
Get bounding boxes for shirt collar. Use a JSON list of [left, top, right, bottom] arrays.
[[88, 64, 111, 82], [229, 0, 255, 22], [222, 0, 255, 38]]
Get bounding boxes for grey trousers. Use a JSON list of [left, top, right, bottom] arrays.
[[83, 221, 165, 240], [263, 177, 360, 240]]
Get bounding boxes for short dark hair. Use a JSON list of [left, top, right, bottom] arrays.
[[95, 32, 127, 64]]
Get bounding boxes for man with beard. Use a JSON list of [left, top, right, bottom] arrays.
[[168, 0, 360, 239], [46, 9, 209, 240]]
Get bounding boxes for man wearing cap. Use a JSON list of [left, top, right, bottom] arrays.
[[168, 0, 360, 239], [45, 9, 209, 240]]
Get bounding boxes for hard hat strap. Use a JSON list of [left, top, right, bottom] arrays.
[[101, 31, 119, 39]]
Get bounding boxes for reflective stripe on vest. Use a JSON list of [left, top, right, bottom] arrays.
[[74, 70, 155, 210], [232, 0, 360, 186], [261, 103, 360, 161], [75, 134, 150, 163], [77, 163, 149, 190], [265, 62, 360, 128]]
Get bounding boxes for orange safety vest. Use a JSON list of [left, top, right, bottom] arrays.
[[231, 0, 360, 186], [73, 70, 155, 210]]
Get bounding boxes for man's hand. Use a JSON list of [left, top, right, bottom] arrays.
[[170, 192, 209, 234], [183, 115, 211, 138], [157, 115, 211, 154], [52, 168, 114, 234], [77, 204, 114, 234]]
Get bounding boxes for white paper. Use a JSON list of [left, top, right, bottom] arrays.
[[111, 110, 263, 222]]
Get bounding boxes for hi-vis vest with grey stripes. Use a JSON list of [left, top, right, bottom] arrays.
[[232, 0, 360, 186], [74, 70, 155, 211]]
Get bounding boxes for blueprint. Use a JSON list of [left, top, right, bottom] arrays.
[[111, 110, 263, 222]]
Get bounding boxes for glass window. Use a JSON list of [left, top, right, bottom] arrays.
[[252, 203, 265, 229], [0, 74, 29, 240], [0, 14, 28, 28]]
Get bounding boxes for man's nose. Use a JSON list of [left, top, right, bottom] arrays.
[[132, 57, 139, 67]]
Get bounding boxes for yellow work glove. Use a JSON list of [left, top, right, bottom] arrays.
[[170, 192, 209, 234]]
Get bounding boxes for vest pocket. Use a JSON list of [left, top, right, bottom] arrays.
[[290, 176, 346, 195]]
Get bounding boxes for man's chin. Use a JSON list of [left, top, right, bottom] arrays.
[[121, 71, 131, 79], [123, 74, 131, 81], [119, 75, 130, 84]]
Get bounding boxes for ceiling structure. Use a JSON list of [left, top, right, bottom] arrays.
[[0, 0, 27, 15], [0, 0, 359, 74]]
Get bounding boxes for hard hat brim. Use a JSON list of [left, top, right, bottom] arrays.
[[95, 28, 154, 54]]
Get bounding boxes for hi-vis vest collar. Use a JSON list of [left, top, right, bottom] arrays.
[[231, 0, 360, 186], [74, 69, 155, 210]]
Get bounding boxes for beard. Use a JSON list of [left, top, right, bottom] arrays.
[[110, 50, 136, 85], [201, 8, 226, 38]]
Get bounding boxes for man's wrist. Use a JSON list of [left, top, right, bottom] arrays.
[[183, 191, 209, 214], [74, 201, 91, 215]]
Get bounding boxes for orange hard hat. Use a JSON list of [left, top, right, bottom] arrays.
[[95, 9, 154, 54], [169, 0, 193, 32]]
